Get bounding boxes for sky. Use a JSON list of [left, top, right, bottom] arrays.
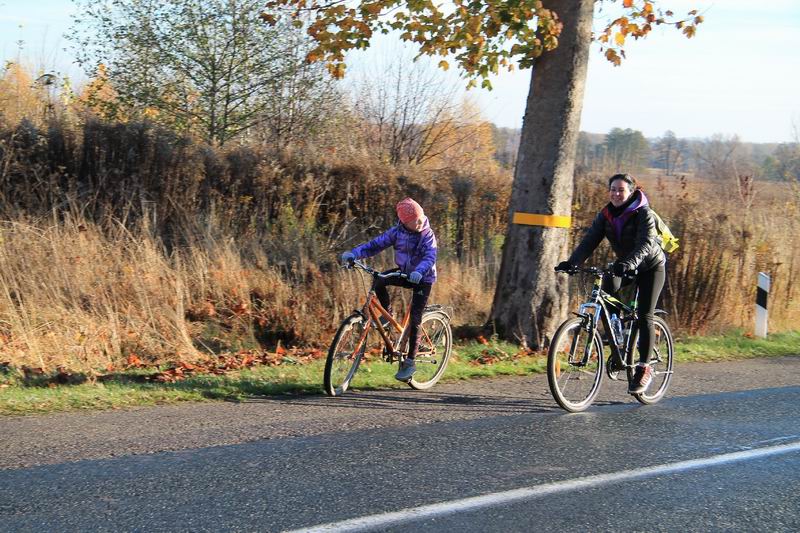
[[1, 0, 799, 143]]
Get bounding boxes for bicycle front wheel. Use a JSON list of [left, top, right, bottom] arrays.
[[409, 311, 452, 390], [547, 317, 605, 412], [324, 314, 368, 396], [629, 316, 674, 405]]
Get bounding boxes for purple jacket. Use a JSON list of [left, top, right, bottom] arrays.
[[350, 217, 438, 284]]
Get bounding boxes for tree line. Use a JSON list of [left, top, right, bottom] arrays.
[[494, 126, 800, 183]]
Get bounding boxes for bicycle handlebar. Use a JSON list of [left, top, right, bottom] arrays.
[[555, 264, 637, 279], [345, 258, 409, 280], [556, 265, 607, 276]]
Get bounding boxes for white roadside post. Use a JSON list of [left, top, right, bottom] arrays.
[[755, 272, 770, 338]]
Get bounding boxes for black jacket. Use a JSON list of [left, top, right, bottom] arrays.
[[568, 191, 666, 272]]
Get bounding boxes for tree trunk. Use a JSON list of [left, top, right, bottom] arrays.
[[488, 0, 594, 350]]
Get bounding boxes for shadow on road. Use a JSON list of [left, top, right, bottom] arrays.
[[240, 388, 575, 415]]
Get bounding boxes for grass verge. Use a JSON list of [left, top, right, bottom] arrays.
[[0, 331, 797, 416]]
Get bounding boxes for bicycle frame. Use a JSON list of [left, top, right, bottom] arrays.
[[359, 292, 411, 361], [574, 270, 639, 369], [347, 259, 437, 363]]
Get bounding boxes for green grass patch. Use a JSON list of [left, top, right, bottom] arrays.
[[0, 331, 796, 416], [675, 329, 800, 362], [347, 339, 547, 391], [0, 361, 327, 416]]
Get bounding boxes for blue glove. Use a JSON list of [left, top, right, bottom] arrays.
[[408, 271, 422, 284], [341, 251, 355, 266], [612, 261, 629, 277]]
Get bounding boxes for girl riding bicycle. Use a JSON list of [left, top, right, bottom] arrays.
[[341, 198, 438, 382], [556, 173, 666, 395]]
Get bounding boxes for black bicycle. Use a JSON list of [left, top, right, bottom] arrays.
[[548, 265, 674, 412]]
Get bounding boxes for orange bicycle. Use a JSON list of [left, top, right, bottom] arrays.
[[324, 259, 453, 396]]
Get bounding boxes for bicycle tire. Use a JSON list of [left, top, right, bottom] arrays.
[[628, 316, 674, 405], [408, 311, 452, 390], [323, 313, 367, 396], [547, 316, 605, 412]]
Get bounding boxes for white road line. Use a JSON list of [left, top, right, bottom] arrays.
[[285, 440, 800, 533]]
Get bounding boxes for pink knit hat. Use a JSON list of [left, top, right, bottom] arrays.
[[396, 197, 424, 224]]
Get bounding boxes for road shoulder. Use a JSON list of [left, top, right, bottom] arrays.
[[1, 355, 798, 470]]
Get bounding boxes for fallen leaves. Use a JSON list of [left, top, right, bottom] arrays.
[[54, 366, 87, 385], [471, 350, 503, 365], [468, 340, 539, 366], [148, 347, 325, 383], [1, 345, 328, 388], [185, 301, 217, 321], [21, 366, 45, 379]]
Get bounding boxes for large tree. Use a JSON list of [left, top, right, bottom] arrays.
[[263, 0, 702, 347], [488, 0, 593, 348]]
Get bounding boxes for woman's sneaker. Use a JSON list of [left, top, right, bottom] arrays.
[[605, 355, 624, 380], [394, 358, 416, 382], [628, 364, 654, 394]]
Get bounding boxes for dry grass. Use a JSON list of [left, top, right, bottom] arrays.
[[0, 213, 501, 371], [1, 171, 797, 372], [1, 218, 186, 370]]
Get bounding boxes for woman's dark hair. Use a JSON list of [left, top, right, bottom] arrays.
[[608, 173, 639, 190]]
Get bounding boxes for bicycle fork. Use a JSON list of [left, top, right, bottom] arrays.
[[574, 303, 602, 366]]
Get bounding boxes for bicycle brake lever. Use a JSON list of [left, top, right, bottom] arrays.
[[624, 269, 639, 279]]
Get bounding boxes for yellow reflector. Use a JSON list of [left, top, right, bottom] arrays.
[[513, 212, 571, 228]]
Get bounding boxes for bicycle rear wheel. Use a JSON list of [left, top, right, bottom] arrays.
[[629, 316, 674, 405], [324, 314, 368, 396], [409, 311, 452, 390], [547, 317, 605, 412]]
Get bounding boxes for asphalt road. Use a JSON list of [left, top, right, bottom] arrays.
[[1, 356, 799, 532]]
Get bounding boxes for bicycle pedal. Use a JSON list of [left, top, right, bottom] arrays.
[[382, 349, 402, 361], [605, 357, 625, 380]]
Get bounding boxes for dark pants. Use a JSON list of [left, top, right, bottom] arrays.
[[374, 270, 432, 360], [602, 262, 666, 364]]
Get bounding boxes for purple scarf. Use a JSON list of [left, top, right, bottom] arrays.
[[602, 190, 649, 242]]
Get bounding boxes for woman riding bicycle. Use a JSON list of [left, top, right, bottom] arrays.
[[341, 197, 438, 382], [556, 173, 666, 395]]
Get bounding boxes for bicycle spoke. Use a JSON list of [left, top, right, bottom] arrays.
[[631, 316, 674, 405], [547, 318, 604, 412], [324, 316, 368, 396], [408, 312, 452, 390]]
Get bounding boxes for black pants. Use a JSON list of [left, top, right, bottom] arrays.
[[602, 262, 666, 364], [374, 270, 432, 360]]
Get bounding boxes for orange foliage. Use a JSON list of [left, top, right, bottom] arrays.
[[0, 62, 45, 126], [75, 64, 124, 121]]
